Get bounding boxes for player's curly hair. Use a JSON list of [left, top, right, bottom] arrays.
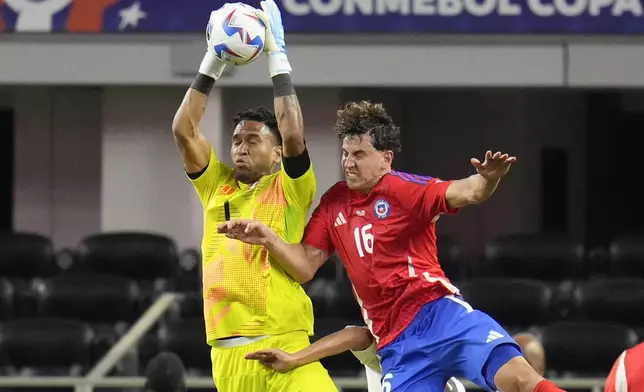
[[233, 107, 282, 145], [334, 101, 401, 152]]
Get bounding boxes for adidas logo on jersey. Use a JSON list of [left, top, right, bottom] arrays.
[[334, 212, 347, 227], [486, 330, 504, 343], [218, 185, 235, 195]]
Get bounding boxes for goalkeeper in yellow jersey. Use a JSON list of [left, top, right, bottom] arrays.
[[170, 1, 337, 391]]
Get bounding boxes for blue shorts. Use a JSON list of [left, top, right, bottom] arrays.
[[377, 295, 522, 392]]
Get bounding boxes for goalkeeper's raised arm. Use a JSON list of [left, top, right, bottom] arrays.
[[171, 13, 227, 175], [256, 0, 305, 159]]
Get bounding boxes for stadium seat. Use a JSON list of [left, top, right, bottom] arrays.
[[76, 232, 179, 281], [457, 279, 552, 329], [158, 319, 210, 373], [539, 321, 638, 376], [0, 232, 58, 318], [609, 232, 644, 278], [483, 234, 584, 281], [0, 319, 94, 372], [0, 232, 57, 279], [573, 278, 644, 326], [35, 273, 140, 366], [36, 273, 140, 324]]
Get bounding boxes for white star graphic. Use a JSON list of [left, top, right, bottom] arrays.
[[119, 1, 147, 31]]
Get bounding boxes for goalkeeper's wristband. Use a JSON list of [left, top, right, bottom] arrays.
[[272, 74, 295, 97], [191, 73, 215, 95], [267, 51, 292, 78], [199, 51, 227, 80]]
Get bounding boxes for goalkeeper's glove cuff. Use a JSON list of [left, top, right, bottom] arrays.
[[267, 51, 292, 78], [199, 51, 227, 80]]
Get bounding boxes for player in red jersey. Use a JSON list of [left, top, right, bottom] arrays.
[[218, 101, 565, 392], [605, 342, 644, 392]]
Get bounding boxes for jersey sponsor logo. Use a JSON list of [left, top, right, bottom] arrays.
[[373, 199, 390, 219]]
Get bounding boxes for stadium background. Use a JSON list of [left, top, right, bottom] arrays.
[[0, 0, 643, 391]]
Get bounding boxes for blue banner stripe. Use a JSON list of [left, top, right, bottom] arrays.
[[1, 0, 643, 34]]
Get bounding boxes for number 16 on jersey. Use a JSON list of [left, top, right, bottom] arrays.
[[354, 224, 374, 258]]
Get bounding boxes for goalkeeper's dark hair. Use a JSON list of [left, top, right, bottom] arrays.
[[144, 352, 186, 392], [233, 107, 282, 145], [334, 101, 401, 152]]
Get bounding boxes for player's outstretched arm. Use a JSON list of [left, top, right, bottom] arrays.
[[171, 45, 226, 174], [255, 0, 305, 157], [245, 326, 373, 373], [217, 219, 326, 283], [445, 150, 516, 209]]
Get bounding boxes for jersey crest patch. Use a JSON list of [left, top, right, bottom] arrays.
[[374, 199, 390, 219]]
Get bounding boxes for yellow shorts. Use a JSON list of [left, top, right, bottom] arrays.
[[211, 331, 338, 392]]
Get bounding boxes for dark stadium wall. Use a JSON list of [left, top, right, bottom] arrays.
[[12, 87, 102, 248], [100, 86, 201, 250]]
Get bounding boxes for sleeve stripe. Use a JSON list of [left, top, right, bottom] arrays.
[[390, 171, 433, 185], [615, 350, 628, 392]]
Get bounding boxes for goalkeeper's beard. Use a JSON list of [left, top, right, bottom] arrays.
[[234, 166, 272, 185]]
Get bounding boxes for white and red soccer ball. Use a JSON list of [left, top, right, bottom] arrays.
[[206, 3, 266, 66]]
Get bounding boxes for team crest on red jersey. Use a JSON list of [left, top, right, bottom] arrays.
[[373, 199, 390, 219]]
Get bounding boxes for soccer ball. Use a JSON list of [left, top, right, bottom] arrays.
[[206, 3, 266, 66]]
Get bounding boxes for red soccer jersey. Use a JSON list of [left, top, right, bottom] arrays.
[[605, 342, 644, 392], [303, 171, 461, 349]]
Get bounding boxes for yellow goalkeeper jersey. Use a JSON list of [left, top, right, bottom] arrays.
[[190, 148, 316, 344]]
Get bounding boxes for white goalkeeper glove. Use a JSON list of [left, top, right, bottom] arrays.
[[255, 0, 292, 78], [200, 10, 227, 80]]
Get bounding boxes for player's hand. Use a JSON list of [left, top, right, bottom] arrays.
[[255, 0, 286, 54], [216, 219, 274, 245], [254, 0, 292, 77], [201, 8, 233, 80], [245, 348, 299, 373], [471, 150, 516, 180]]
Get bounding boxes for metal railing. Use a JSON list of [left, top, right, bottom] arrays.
[[0, 293, 608, 392], [0, 376, 609, 391]]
